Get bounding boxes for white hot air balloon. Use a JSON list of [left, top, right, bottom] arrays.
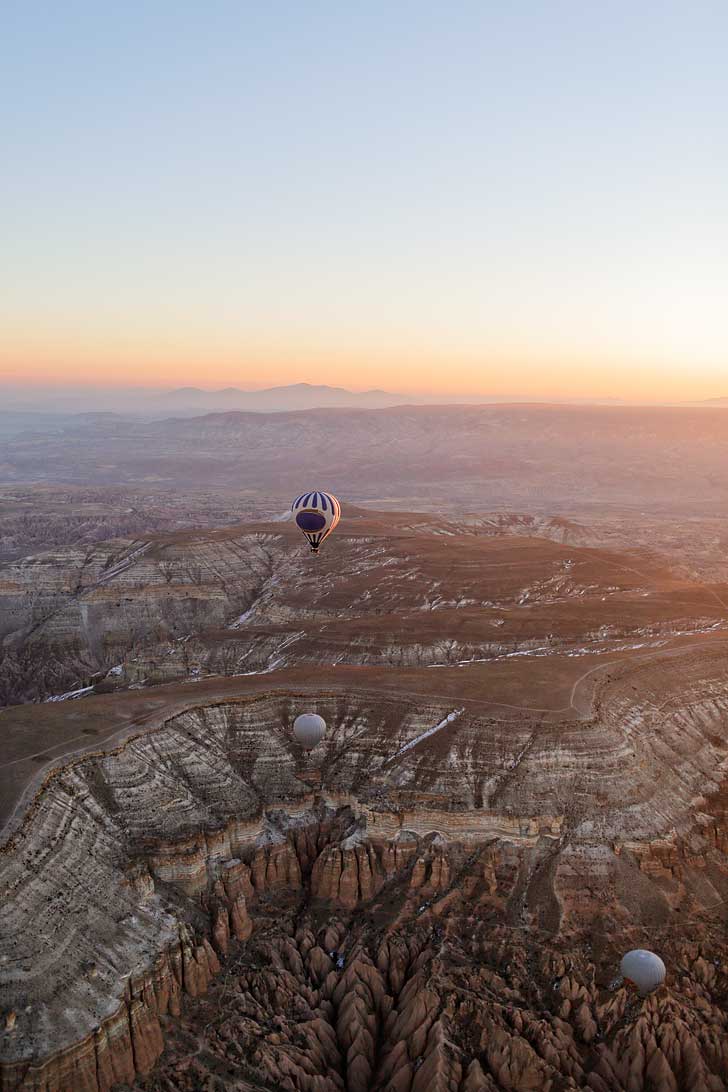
[[291, 491, 341, 554], [620, 949, 666, 995], [293, 713, 326, 751]]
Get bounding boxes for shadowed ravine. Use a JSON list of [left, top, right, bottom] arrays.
[[2, 650, 728, 1090]]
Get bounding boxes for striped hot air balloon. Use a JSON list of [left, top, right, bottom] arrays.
[[291, 491, 341, 554]]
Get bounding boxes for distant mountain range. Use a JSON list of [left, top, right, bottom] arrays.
[[165, 383, 405, 413], [0, 382, 408, 416], [2, 381, 727, 417]]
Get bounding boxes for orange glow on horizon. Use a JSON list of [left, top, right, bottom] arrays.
[[4, 4, 727, 411], [2, 328, 727, 404]]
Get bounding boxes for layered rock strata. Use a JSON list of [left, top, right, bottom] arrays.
[[2, 653, 728, 1089], [2, 517, 718, 706]]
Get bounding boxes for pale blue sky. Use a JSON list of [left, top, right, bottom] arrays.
[[2, 1, 727, 397]]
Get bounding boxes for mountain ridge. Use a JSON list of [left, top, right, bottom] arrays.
[[147, 381, 405, 413]]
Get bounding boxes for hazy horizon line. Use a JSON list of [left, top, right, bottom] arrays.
[[1, 377, 726, 409]]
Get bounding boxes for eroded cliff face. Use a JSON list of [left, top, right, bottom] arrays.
[[129, 891, 728, 1092], [2, 661, 728, 1091], [3, 516, 723, 707], [6, 806, 728, 1092], [6, 814, 728, 1092], [0, 534, 285, 704]]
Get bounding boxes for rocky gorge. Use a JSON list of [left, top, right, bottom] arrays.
[[3, 642, 728, 1091], [2, 511, 724, 709]]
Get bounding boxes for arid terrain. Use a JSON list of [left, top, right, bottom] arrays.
[[2, 502, 728, 710], [3, 404, 728, 1090], [3, 404, 728, 515]]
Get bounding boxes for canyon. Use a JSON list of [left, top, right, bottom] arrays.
[[2, 641, 728, 1090], [2, 507, 727, 709], [2, 467, 728, 1090]]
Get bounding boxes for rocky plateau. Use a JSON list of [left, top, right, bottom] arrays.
[[2, 507, 727, 708], [3, 476, 728, 1092], [2, 642, 728, 1091]]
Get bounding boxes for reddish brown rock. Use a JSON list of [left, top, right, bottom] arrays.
[[230, 893, 253, 940], [128, 997, 164, 1075], [251, 840, 303, 893], [211, 903, 230, 956], [221, 857, 254, 901]]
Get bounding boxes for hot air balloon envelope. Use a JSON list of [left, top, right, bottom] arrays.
[[620, 950, 666, 995], [291, 491, 341, 553], [293, 713, 326, 750], [296, 511, 327, 532]]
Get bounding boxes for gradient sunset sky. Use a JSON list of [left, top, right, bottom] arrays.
[[2, 1, 727, 401]]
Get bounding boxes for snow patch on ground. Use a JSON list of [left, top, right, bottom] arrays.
[[387, 709, 464, 762], [230, 631, 304, 676], [230, 606, 255, 628], [45, 685, 95, 703], [98, 542, 151, 585]]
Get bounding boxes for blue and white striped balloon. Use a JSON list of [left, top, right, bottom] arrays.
[[291, 491, 341, 553]]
